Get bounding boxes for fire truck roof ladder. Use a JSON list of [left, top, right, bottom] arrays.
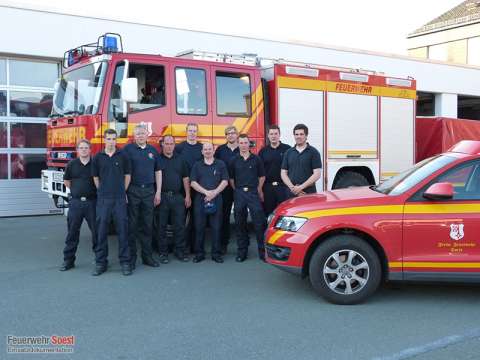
[[176, 49, 381, 75], [262, 57, 379, 75], [176, 50, 259, 66]]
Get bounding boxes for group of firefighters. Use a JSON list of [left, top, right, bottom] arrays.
[[59, 122, 322, 276]]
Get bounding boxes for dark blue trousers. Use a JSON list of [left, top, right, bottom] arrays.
[[220, 186, 234, 247], [233, 189, 266, 258], [63, 198, 96, 263], [157, 192, 186, 256], [95, 197, 130, 266], [184, 190, 197, 253], [127, 184, 155, 263], [193, 195, 222, 258], [263, 183, 289, 216]]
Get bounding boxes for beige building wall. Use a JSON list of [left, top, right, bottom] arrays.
[[408, 22, 480, 65]]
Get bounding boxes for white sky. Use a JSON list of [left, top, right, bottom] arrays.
[[7, 0, 463, 54]]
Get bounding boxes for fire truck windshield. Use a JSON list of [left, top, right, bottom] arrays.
[[52, 61, 108, 117]]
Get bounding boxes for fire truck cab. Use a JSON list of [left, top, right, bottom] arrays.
[[42, 34, 266, 205], [41, 33, 417, 208]]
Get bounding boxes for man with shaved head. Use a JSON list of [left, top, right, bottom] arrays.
[[156, 135, 191, 264], [190, 142, 229, 263]]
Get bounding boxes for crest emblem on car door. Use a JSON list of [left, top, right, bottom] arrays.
[[449, 224, 464, 241]]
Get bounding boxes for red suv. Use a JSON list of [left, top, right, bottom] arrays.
[[266, 141, 480, 304]]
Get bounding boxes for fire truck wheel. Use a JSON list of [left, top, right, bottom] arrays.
[[333, 171, 370, 189], [309, 234, 381, 305]]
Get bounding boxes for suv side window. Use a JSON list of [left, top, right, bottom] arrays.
[[410, 160, 480, 201]]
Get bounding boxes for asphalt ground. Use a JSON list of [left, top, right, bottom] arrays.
[[1, 215, 480, 360]]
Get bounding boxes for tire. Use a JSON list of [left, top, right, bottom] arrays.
[[333, 171, 370, 189], [309, 234, 382, 305]]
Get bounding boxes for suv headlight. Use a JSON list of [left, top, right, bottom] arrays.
[[274, 216, 307, 232], [267, 213, 275, 226]]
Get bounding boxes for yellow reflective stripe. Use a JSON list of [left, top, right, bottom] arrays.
[[89, 83, 264, 143], [297, 205, 404, 219], [297, 203, 480, 220], [329, 150, 377, 155], [389, 262, 402, 268], [267, 230, 287, 244], [91, 122, 124, 143], [278, 76, 325, 91], [164, 124, 230, 137], [277, 76, 416, 99], [237, 101, 264, 135], [404, 204, 480, 214], [381, 172, 399, 177], [163, 83, 263, 137], [50, 127, 86, 145]]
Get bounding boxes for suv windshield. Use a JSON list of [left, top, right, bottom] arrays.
[[374, 154, 457, 195], [52, 61, 108, 116]]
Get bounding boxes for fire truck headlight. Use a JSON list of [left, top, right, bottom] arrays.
[[42, 174, 49, 191], [274, 216, 307, 232]]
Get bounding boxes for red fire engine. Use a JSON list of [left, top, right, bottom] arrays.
[[41, 33, 417, 206]]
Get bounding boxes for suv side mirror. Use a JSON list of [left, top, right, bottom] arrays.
[[423, 182, 454, 200], [121, 78, 138, 103]]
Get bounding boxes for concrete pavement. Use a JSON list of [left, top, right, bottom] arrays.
[[1, 215, 479, 360]]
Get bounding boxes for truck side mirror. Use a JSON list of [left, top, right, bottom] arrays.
[[423, 182, 454, 200], [121, 78, 138, 103]]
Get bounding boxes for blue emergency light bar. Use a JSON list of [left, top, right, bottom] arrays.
[[67, 51, 76, 67], [103, 35, 118, 53], [62, 33, 123, 69]]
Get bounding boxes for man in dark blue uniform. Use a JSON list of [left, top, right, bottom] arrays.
[[157, 135, 191, 264], [281, 123, 322, 198], [92, 129, 132, 276], [229, 134, 267, 262], [259, 125, 291, 216], [190, 142, 229, 263], [59, 139, 97, 271], [175, 123, 203, 253], [124, 124, 162, 269], [214, 125, 239, 254]]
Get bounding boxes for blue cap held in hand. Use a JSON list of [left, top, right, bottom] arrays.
[[204, 201, 217, 214]]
